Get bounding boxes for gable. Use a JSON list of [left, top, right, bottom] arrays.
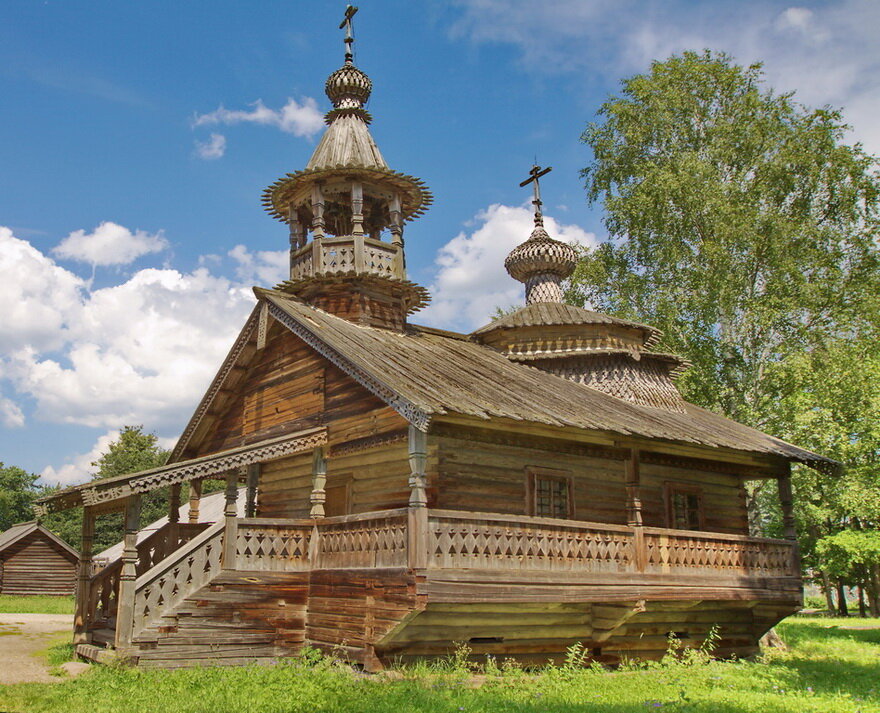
[[178, 311, 402, 461]]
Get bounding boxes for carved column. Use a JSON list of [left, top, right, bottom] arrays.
[[625, 450, 645, 572], [310, 447, 328, 518], [222, 469, 241, 568], [389, 194, 403, 246], [245, 463, 260, 518], [310, 183, 326, 239], [73, 506, 96, 644], [289, 204, 305, 251], [777, 467, 797, 541], [351, 181, 364, 236], [188, 479, 202, 524], [624, 449, 643, 527], [115, 494, 141, 651], [168, 483, 181, 550], [777, 464, 801, 573], [407, 426, 428, 570]]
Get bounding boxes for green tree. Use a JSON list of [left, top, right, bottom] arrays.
[[0, 463, 40, 530], [575, 50, 879, 424], [574, 50, 880, 605], [42, 426, 170, 552]]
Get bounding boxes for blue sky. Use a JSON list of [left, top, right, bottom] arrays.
[[1, 0, 877, 484]]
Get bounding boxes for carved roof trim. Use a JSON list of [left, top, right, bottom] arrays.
[[33, 427, 328, 515]]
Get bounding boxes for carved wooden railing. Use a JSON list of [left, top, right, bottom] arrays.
[[426, 510, 636, 573], [88, 559, 123, 628], [642, 528, 798, 578], [316, 509, 409, 569], [86, 522, 210, 629], [131, 522, 225, 635], [290, 235, 402, 282], [234, 518, 312, 571]]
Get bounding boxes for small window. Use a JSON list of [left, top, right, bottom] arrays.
[[527, 468, 573, 519], [666, 485, 703, 530], [324, 476, 351, 517]]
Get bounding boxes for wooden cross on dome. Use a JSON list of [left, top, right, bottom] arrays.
[[519, 164, 552, 226], [339, 5, 359, 64]]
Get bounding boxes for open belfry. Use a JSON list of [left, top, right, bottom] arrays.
[[37, 8, 836, 670]]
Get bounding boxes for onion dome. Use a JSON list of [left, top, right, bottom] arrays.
[[504, 226, 577, 304], [325, 64, 372, 109]]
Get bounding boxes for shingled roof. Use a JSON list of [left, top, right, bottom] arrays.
[[472, 302, 661, 346], [258, 289, 836, 473]]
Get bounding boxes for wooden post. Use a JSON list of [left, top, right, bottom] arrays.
[[777, 464, 801, 574], [188, 478, 203, 524], [310, 448, 328, 518], [115, 494, 141, 651], [407, 426, 428, 570], [246, 463, 260, 518], [168, 483, 181, 551], [222, 469, 241, 569], [73, 506, 96, 644], [624, 450, 645, 572], [624, 449, 643, 527], [351, 181, 364, 236]]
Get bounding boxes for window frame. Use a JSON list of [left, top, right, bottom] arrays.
[[664, 482, 705, 531], [526, 467, 575, 519]]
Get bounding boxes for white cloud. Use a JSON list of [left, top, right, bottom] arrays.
[[193, 97, 324, 138], [0, 395, 25, 428], [450, 0, 880, 154], [228, 244, 289, 286], [53, 221, 169, 266], [194, 132, 227, 160], [414, 203, 596, 332], [0, 227, 257, 442], [40, 429, 118, 486]]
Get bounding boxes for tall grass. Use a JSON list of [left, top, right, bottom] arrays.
[[0, 617, 877, 713]]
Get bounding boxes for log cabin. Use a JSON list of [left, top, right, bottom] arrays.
[[34, 11, 837, 670], [0, 522, 78, 596]]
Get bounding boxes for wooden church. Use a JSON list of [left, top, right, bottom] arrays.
[[36, 10, 835, 670]]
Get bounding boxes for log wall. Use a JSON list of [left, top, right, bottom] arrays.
[[434, 432, 749, 534], [0, 534, 77, 595]]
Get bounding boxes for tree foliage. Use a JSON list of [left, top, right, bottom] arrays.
[[575, 50, 879, 424], [0, 463, 40, 531], [42, 426, 170, 552], [575, 50, 880, 609]]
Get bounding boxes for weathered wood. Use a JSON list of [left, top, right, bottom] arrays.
[[74, 509, 95, 643], [222, 470, 240, 568], [115, 494, 142, 650]]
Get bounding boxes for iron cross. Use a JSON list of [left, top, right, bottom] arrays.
[[340, 5, 359, 64], [520, 164, 552, 225]]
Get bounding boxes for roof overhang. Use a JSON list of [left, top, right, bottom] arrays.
[[34, 427, 327, 516]]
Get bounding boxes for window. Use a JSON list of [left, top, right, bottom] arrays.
[[527, 468, 573, 519], [324, 476, 351, 517], [666, 485, 703, 530]]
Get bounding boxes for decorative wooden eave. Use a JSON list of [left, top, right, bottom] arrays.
[[33, 427, 328, 516]]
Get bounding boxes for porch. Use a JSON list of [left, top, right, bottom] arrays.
[[78, 505, 800, 664]]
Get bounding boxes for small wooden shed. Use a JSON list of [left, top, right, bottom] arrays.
[[0, 521, 79, 595]]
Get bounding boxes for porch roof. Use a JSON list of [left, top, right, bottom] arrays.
[[33, 427, 327, 515]]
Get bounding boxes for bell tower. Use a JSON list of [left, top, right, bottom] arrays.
[[262, 6, 432, 330]]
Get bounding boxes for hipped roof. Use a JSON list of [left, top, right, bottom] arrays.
[[258, 289, 837, 473]]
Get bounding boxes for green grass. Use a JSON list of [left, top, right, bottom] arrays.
[[0, 595, 75, 615], [0, 616, 877, 713]]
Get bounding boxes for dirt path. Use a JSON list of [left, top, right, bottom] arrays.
[[0, 614, 72, 684]]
